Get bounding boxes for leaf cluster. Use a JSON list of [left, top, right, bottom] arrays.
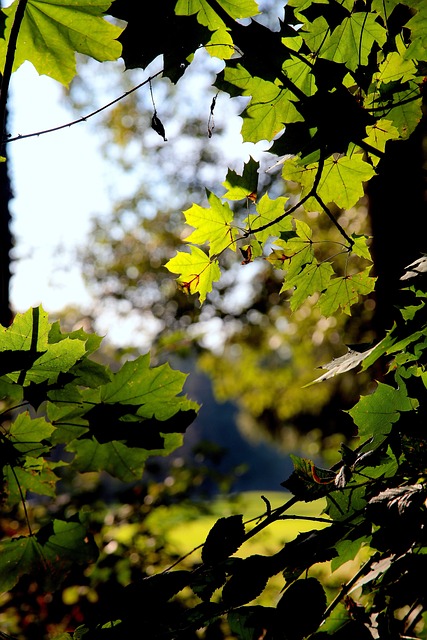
[[73, 277, 427, 638], [2, 0, 427, 638], [0, 306, 198, 596]]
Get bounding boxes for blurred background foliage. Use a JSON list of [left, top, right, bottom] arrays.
[[0, 3, 400, 637], [64, 45, 377, 460]]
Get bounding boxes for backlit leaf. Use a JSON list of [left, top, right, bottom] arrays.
[[221, 65, 301, 143], [245, 193, 291, 243], [286, 261, 334, 311], [222, 157, 259, 201], [99, 354, 195, 418], [319, 269, 376, 316], [319, 13, 387, 71], [165, 246, 221, 303], [363, 120, 400, 166], [68, 435, 183, 481], [176, 0, 259, 28], [184, 190, 238, 255], [348, 381, 417, 440], [0, 0, 123, 86]]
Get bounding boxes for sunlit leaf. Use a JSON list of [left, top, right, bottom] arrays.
[[348, 381, 417, 440], [319, 269, 376, 316], [222, 157, 259, 201], [184, 190, 238, 255], [7, 412, 54, 456], [363, 119, 400, 165], [245, 193, 291, 243], [319, 13, 387, 71], [307, 344, 378, 386], [0, 306, 49, 352], [99, 354, 195, 418], [377, 36, 417, 85], [165, 246, 221, 303], [351, 234, 373, 260], [5, 458, 61, 505], [176, 0, 259, 28], [220, 64, 301, 143], [0, 0, 123, 86], [286, 261, 335, 311]]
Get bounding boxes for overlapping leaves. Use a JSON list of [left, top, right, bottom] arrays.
[[0, 307, 198, 591]]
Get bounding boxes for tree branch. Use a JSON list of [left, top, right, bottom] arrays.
[[0, 0, 28, 153], [3, 70, 164, 145]]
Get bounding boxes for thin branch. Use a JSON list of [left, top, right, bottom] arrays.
[[320, 552, 381, 624], [0, 0, 28, 152], [3, 70, 164, 145], [278, 514, 333, 524], [9, 464, 33, 536], [244, 149, 326, 237], [314, 193, 354, 246]]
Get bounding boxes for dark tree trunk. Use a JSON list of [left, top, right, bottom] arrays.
[[368, 112, 427, 334], [0, 109, 13, 327]]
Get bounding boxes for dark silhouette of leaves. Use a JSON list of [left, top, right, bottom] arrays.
[[275, 577, 327, 639], [221, 554, 272, 608], [201, 514, 245, 565]]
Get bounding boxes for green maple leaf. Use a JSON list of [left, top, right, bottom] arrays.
[[286, 0, 328, 21], [405, 4, 427, 60], [316, 155, 376, 210], [282, 53, 317, 95], [319, 268, 376, 316], [184, 190, 238, 255], [100, 354, 196, 419], [5, 458, 61, 505], [68, 435, 183, 481], [7, 412, 54, 456], [245, 193, 291, 243], [0, 306, 49, 352], [286, 261, 335, 311], [283, 154, 375, 211], [371, 0, 404, 22], [221, 64, 302, 143], [319, 13, 387, 71], [0, 519, 97, 592], [363, 119, 400, 166], [377, 37, 417, 85], [176, 0, 259, 27], [301, 16, 330, 56], [348, 381, 417, 440], [0, 0, 123, 86], [165, 246, 221, 303], [176, 0, 259, 60], [269, 220, 314, 279], [351, 234, 373, 261], [222, 157, 259, 201], [282, 157, 317, 198], [384, 86, 423, 139]]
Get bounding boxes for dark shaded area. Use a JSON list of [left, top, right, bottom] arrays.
[[0, 109, 13, 327], [181, 366, 294, 492], [368, 112, 427, 335]]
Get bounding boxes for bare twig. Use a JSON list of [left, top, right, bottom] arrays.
[[3, 70, 164, 145]]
